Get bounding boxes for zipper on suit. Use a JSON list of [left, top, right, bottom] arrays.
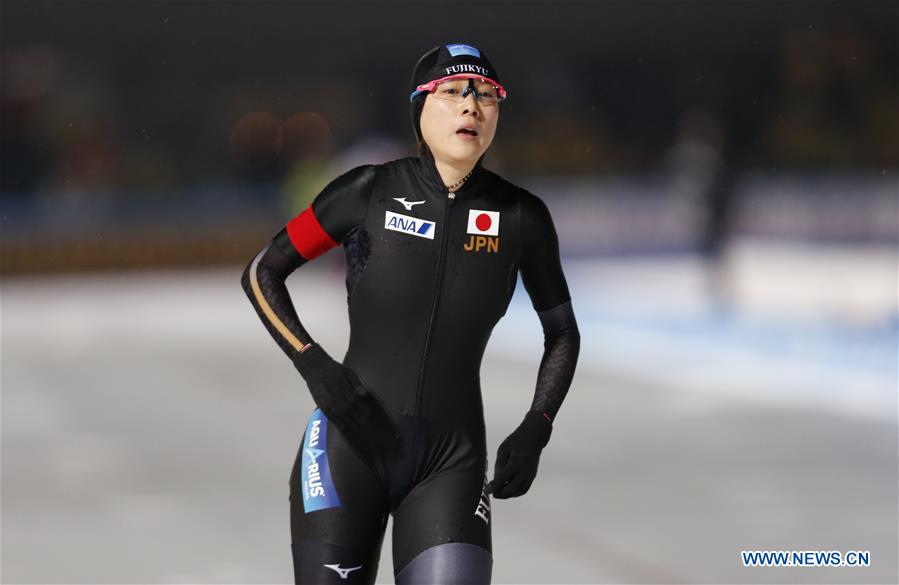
[[414, 190, 456, 416]]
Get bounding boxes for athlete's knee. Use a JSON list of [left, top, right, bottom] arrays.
[[291, 540, 378, 585], [394, 542, 492, 585]]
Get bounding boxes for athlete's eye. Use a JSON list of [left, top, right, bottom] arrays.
[[474, 84, 498, 99], [437, 81, 467, 95]]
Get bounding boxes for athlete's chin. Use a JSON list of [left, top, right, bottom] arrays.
[[447, 139, 489, 162]]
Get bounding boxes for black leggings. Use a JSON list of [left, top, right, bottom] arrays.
[[288, 405, 493, 584]]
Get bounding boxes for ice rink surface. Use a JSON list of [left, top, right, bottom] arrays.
[[2, 239, 896, 584]]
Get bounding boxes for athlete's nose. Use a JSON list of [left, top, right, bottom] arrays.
[[460, 87, 481, 116], [461, 100, 481, 117]]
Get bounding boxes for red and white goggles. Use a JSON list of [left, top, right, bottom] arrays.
[[409, 74, 508, 103]]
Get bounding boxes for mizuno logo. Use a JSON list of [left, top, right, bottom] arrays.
[[384, 210, 435, 239], [324, 564, 363, 579], [393, 197, 426, 211]]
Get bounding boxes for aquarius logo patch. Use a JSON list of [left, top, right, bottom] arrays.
[[301, 409, 341, 513]]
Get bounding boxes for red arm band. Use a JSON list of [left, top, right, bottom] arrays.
[[286, 206, 339, 260]]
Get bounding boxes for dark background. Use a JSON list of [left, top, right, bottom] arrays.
[[2, 1, 896, 273]]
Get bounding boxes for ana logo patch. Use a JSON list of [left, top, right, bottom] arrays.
[[467, 209, 500, 236], [385, 210, 435, 239]]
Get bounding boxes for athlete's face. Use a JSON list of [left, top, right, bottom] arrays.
[[419, 79, 499, 165]]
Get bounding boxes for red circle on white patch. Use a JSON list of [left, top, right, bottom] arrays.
[[475, 213, 492, 232]]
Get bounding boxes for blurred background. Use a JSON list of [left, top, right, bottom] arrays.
[[1, 1, 896, 584]]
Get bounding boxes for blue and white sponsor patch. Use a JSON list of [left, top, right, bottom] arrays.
[[384, 210, 436, 239], [446, 44, 481, 58], [301, 408, 341, 513]]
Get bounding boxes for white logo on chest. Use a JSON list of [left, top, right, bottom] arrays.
[[393, 197, 426, 211]]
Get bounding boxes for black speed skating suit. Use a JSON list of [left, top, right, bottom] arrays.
[[241, 153, 579, 584]]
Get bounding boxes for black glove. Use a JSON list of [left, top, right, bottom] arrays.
[[292, 344, 374, 429], [485, 410, 552, 499]]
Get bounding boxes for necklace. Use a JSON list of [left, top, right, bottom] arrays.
[[446, 167, 474, 193]]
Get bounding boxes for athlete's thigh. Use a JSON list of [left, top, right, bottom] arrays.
[[392, 462, 492, 583], [289, 409, 389, 584]]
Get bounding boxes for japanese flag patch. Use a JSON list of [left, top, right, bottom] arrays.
[[466, 209, 500, 236]]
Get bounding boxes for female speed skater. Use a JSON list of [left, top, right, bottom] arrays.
[[241, 43, 580, 584]]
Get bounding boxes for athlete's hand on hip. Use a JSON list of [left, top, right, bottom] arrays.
[[485, 410, 553, 499], [292, 344, 374, 429]]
